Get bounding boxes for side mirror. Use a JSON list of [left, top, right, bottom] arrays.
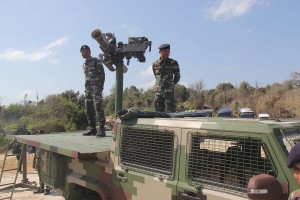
[[247, 174, 288, 200]]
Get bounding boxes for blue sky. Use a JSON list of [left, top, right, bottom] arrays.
[[0, 0, 299, 106]]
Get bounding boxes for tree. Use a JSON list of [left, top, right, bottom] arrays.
[[60, 90, 85, 109], [237, 81, 254, 108], [174, 84, 189, 103], [290, 71, 300, 88], [3, 103, 24, 122], [189, 81, 205, 110], [214, 83, 235, 107]]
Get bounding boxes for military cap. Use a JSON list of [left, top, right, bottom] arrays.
[[80, 45, 90, 52], [158, 44, 170, 50], [287, 142, 300, 168]]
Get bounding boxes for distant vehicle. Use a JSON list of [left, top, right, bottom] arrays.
[[239, 108, 255, 118], [258, 113, 270, 120], [217, 108, 232, 117]]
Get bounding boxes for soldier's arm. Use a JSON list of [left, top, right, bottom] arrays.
[[152, 62, 156, 75], [173, 61, 180, 84]]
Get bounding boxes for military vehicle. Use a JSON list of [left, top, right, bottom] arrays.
[[4, 116, 300, 200], [2, 29, 300, 200]]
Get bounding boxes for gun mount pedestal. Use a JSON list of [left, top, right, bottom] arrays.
[[115, 58, 124, 114]]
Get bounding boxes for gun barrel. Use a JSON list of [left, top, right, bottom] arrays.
[[91, 29, 110, 51]]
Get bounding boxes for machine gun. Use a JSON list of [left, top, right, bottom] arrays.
[[91, 29, 152, 114], [91, 29, 151, 72]]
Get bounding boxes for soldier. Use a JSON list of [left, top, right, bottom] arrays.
[[286, 142, 300, 200], [152, 44, 180, 112], [80, 45, 106, 137], [12, 141, 22, 173], [287, 142, 300, 200], [33, 130, 51, 195]]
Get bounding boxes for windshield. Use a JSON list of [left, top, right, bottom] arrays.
[[239, 112, 255, 118], [278, 128, 300, 154]]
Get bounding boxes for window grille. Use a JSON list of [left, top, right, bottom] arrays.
[[187, 132, 276, 197], [120, 127, 177, 179], [279, 128, 300, 153]]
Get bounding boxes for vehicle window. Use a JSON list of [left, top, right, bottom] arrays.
[[120, 127, 177, 180], [187, 133, 276, 198], [278, 128, 300, 153], [240, 112, 255, 118]]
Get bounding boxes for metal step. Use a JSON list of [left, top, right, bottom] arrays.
[[0, 197, 12, 200], [0, 182, 15, 187], [1, 168, 18, 172]]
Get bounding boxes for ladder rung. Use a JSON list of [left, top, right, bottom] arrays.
[[0, 182, 15, 187], [2, 168, 18, 172], [0, 197, 12, 200], [5, 154, 17, 157]]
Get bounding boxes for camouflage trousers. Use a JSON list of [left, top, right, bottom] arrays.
[[154, 91, 176, 113], [85, 80, 106, 128], [35, 149, 44, 189]]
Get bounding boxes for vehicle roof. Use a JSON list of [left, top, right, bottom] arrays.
[[218, 108, 232, 114], [259, 113, 270, 117], [239, 107, 254, 112], [122, 117, 300, 134], [5, 131, 113, 159]]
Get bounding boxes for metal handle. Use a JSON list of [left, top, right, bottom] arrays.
[[116, 173, 128, 182], [180, 193, 202, 200]]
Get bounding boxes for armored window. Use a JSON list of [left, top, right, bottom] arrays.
[[120, 127, 177, 179], [187, 132, 276, 197], [278, 128, 300, 153]]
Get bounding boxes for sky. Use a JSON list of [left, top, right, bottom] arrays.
[[0, 0, 300, 106]]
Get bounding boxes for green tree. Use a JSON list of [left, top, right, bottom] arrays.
[[3, 103, 24, 122], [189, 81, 205, 110]]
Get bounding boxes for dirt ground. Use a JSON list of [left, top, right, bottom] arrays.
[[0, 151, 65, 200]]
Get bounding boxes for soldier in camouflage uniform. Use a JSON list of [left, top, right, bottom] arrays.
[[33, 130, 51, 195], [287, 142, 300, 200], [80, 45, 106, 137], [152, 44, 180, 112]]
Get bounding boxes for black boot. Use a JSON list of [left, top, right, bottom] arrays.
[[44, 187, 50, 195], [83, 128, 97, 136], [33, 188, 44, 194], [96, 125, 106, 137]]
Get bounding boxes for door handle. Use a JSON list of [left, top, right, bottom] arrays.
[[180, 193, 202, 200], [116, 173, 128, 182]]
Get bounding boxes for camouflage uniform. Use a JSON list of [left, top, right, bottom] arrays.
[[83, 57, 106, 129], [34, 148, 50, 194], [152, 58, 180, 112], [289, 189, 300, 200]]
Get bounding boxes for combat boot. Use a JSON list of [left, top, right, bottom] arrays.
[[83, 128, 97, 136], [44, 187, 51, 195], [33, 189, 44, 194], [96, 125, 106, 137]]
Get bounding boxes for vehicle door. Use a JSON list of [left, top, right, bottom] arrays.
[[111, 125, 181, 200]]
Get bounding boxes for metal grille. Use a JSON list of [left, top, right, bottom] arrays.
[[279, 128, 300, 153], [120, 127, 177, 179], [187, 132, 276, 197]]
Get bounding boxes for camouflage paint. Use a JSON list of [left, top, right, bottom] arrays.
[[5, 118, 300, 200]]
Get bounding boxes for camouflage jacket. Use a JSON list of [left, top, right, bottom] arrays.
[[290, 189, 300, 200], [152, 58, 180, 92], [82, 57, 105, 84]]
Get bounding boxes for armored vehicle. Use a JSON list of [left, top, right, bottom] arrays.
[[4, 116, 300, 200]]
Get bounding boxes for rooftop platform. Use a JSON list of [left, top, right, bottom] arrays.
[[5, 131, 113, 159]]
